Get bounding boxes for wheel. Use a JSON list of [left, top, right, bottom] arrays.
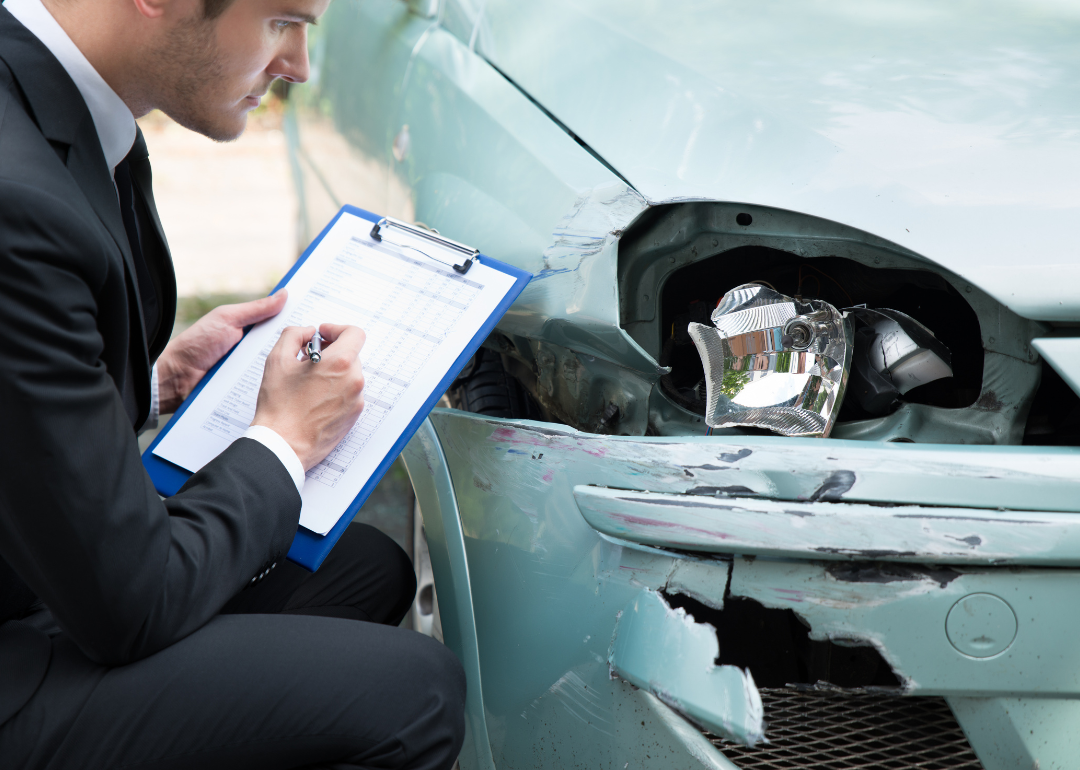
[[446, 348, 542, 420]]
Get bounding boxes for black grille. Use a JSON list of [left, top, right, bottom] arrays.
[[708, 687, 983, 769]]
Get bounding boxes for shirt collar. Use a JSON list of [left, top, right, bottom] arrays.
[[5, 0, 136, 177]]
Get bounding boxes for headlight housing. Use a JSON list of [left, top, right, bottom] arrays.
[[688, 284, 955, 438]]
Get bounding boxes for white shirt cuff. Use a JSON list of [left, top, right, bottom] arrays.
[[242, 425, 306, 495], [138, 364, 161, 436]]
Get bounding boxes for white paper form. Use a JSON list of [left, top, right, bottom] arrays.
[[154, 212, 516, 535]]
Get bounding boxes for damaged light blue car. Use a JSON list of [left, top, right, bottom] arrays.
[[283, 1, 1080, 768]]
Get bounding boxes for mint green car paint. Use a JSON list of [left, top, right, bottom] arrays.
[[435, 419, 1080, 516], [948, 697, 1080, 770], [609, 589, 765, 746], [404, 410, 761, 768], [400, 411, 1080, 767], [400, 419, 496, 770], [290, 2, 1080, 766], [576, 485, 1080, 566], [728, 557, 1080, 768], [476, 0, 1080, 322]]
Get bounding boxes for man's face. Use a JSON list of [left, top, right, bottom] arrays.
[[151, 0, 329, 141]]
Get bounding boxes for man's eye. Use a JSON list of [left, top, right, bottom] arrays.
[[274, 20, 295, 31]]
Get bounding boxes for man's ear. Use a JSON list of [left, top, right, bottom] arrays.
[[132, 0, 175, 20]]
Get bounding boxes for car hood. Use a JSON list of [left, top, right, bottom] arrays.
[[479, 0, 1080, 321]]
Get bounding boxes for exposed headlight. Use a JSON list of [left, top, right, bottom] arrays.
[[688, 284, 852, 437], [688, 284, 954, 437]]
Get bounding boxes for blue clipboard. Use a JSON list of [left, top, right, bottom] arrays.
[[142, 204, 531, 571]]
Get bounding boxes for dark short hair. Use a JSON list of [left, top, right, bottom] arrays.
[[202, 0, 237, 19]]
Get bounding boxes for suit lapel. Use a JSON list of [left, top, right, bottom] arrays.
[[0, 6, 152, 422], [0, 10, 136, 276], [64, 122, 141, 280]]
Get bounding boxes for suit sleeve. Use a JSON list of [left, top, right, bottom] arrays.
[[0, 180, 302, 667]]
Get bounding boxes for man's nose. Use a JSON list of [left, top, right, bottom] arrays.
[[268, 30, 310, 84]]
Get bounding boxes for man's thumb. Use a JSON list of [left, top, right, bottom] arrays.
[[226, 290, 288, 326]]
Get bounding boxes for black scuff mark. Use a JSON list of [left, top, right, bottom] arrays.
[[687, 485, 758, 497], [973, 390, 1006, 412], [683, 464, 733, 471], [812, 547, 919, 559], [827, 563, 961, 588], [809, 470, 856, 502], [944, 534, 983, 547]]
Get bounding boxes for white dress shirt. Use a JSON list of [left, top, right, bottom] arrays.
[[6, 0, 307, 494]]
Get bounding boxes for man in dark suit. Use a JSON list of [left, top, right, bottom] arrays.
[[0, 0, 465, 767]]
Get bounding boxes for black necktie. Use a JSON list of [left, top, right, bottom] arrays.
[[114, 157, 160, 335], [114, 157, 161, 427]]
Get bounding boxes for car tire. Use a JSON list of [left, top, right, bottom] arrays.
[[447, 348, 542, 420]]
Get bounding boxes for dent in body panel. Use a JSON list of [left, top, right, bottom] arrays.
[[497, 183, 660, 436], [725, 556, 1080, 700], [535, 182, 649, 278], [431, 412, 759, 767], [429, 411, 1080, 769]]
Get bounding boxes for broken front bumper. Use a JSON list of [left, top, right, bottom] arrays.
[[403, 409, 1080, 770]]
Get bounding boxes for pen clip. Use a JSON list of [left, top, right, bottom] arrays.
[[370, 217, 479, 274]]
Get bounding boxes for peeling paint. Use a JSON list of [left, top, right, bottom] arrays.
[[716, 449, 753, 463], [809, 470, 856, 502], [441, 412, 1080, 517], [826, 563, 961, 589], [688, 485, 757, 497], [575, 484, 1080, 566], [425, 406, 1080, 770], [666, 559, 731, 611]]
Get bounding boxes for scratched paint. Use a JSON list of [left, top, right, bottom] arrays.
[[413, 410, 1080, 768], [436, 411, 1080, 517], [575, 485, 1080, 566]]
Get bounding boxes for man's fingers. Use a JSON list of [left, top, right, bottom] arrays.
[[220, 290, 288, 328], [319, 323, 366, 358], [274, 325, 316, 359]]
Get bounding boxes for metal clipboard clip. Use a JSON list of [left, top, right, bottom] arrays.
[[370, 217, 479, 274]]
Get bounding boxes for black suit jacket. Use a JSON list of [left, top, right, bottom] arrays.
[[0, 7, 302, 727]]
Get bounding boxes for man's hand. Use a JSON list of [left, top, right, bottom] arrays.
[[157, 291, 289, 414], [251, 323, 366, 470]]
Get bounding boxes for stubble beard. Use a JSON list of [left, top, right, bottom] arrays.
[[150, 16, 242, 143]]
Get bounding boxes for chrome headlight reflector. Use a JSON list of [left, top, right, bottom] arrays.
[[687, 284, 956, 437], [688, 284, 853, 437]]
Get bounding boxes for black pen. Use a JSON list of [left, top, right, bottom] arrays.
[[304, 331, 324, 363]]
